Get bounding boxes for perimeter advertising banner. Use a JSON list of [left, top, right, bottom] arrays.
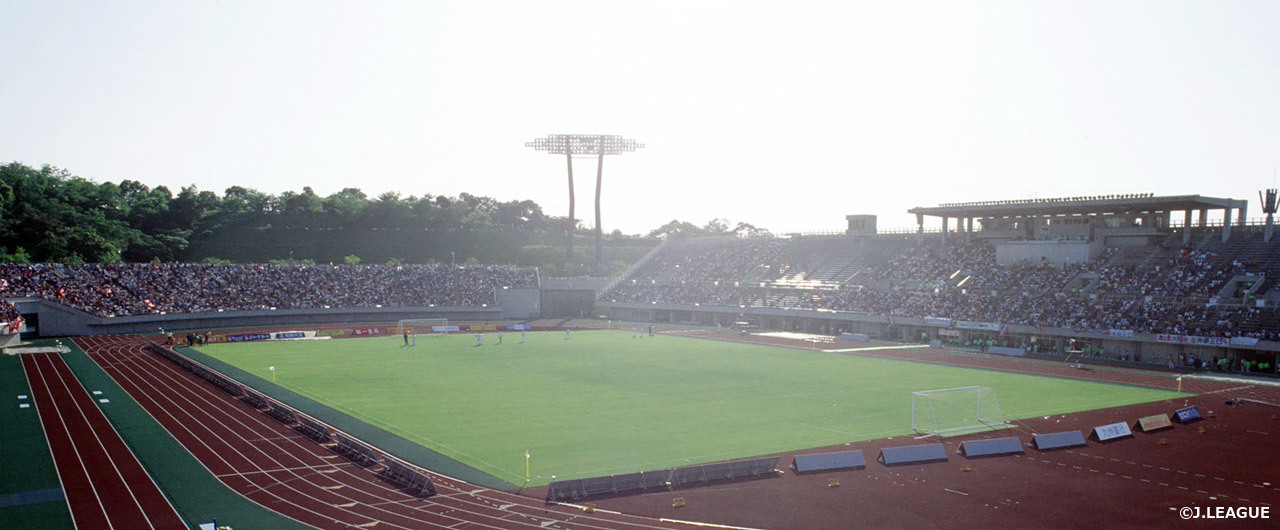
[[1156, 334, 1230, 347]]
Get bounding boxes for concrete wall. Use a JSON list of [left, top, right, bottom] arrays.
[[995, 239, 1103, 266], [11, 297, 502, 337], [496, 288, 541, 319]]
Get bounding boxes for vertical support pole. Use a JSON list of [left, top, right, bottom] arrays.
[[1238, 202, 1247, 228], [916, 213, 924, 236], [1223, 207, 1233, 242], [941, 217, 949, 244], [565, 152, 575, 265], [1183, 210, 1193, 245], [595, 151, 605, 273]]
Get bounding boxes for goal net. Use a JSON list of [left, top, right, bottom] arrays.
[[397, 318, 449, 335], [911, 386, 1006, 436]]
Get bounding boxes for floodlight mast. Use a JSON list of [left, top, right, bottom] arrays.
[[525, 134, 644, 271]]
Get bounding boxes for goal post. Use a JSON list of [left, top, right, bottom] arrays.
[[397, 318, 449, 335], [911, 386, 1006, 436]]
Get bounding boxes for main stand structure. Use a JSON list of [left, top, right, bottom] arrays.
[[526, 134, 643, 271]]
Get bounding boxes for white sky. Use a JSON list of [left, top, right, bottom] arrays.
[[2, 1, 1278, 234]]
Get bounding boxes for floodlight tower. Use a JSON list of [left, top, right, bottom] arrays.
[[526, 134, 644, 271], [1260, 188, 1278, 242]]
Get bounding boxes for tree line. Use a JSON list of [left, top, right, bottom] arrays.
[[0, 162, 769, 265]]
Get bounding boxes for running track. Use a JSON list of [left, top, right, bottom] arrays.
[[75, 335, 691, 530], [21, 351, 187, 529]]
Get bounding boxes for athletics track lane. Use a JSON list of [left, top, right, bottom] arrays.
[[78, 335, 686, 530], [21, 352, 187, 529]]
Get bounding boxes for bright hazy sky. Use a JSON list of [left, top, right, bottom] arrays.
[[2, 1, 1278, 234]]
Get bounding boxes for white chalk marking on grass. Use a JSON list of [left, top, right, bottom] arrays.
[[822, 345, 923, 353]]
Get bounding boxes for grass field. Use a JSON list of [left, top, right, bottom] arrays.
[[196, 330, 1185, 486]]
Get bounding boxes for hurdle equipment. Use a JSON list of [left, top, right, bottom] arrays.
[[958, 437, 1023, 458], [294, 414, 331, 443], [1090, 421, 1133, 442], [1032, 430, 1087, 451], [792, 450, 866, 473], [333, 433, 379, 467], [149, 343, 247, 397], [877, 443, 948, 466], [265, 401, 298, 425], [911, 386, 1006, 436], [546, 469, 672, 502], [240, 389, 268, 410], [379, 459, 438, 497], [671, 457, 779, 488]]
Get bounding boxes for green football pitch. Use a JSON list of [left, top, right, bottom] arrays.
[[195, 330, 1184, 486]]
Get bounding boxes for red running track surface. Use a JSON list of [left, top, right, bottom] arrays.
[[76, 335, 690, 530], [21, 351, 188, 529]]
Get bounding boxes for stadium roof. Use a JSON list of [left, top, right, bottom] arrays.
[[908, 194, 1248, 219]]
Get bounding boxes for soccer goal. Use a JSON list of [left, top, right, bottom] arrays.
[[397, 318, 449, 335], [911, 386, 1006, 436]]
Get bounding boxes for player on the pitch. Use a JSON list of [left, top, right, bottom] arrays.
[[476, 332, 484, 347], [564, 328, 571, 340], [521, 329, 527, 343], [498, 331, 504, 344]]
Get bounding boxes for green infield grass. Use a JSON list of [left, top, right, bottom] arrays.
[[195, 330, 1185, 486]]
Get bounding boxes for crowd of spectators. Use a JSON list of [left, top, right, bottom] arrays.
[[0, 262, 537, 317], [603, 237, 1274, 338], [1, 298, 22, 332]]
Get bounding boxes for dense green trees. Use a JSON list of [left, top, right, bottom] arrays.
[[0, 162, 761, 268], [0, 162, 562, 264]]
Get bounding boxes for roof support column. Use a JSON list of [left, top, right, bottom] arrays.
[[1222, 206, 1233, 242], [941, 217, 949, 244], [1183, 210, 1193, 245]]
